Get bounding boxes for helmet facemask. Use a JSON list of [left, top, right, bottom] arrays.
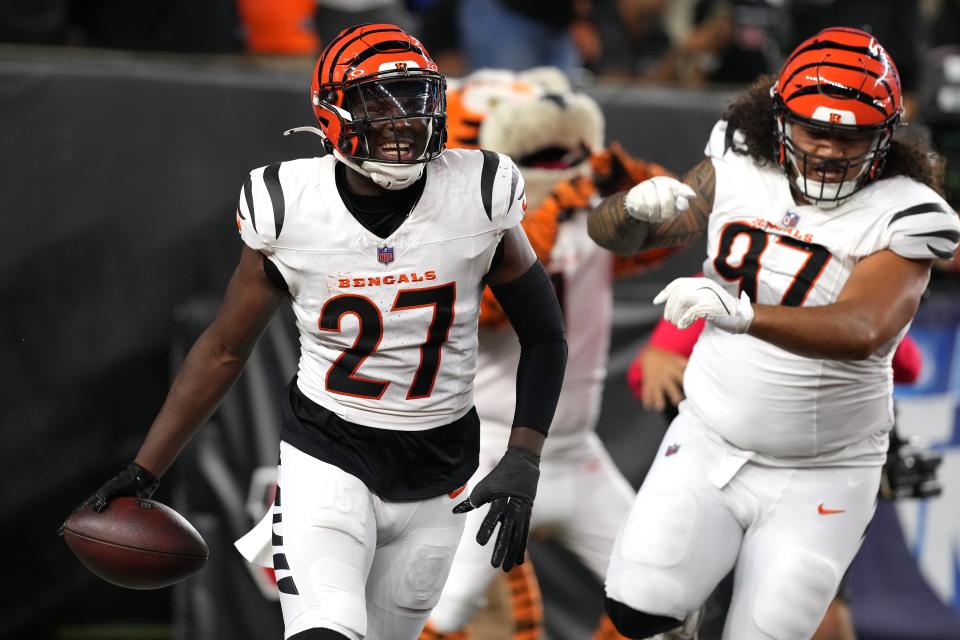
[[341, 73, 446, 164], [318, 71, 446, 189], [777, 115, 890, 206]]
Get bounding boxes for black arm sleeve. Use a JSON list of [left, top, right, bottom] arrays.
[[489, 261, 567, 436]]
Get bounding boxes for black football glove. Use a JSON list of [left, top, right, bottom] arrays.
[[453, 447, 540, 572], [59, 463, 159, 535]]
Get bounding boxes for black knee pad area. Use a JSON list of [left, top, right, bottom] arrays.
[[604, 596, 684, 639], [288, 629, 350, 640]]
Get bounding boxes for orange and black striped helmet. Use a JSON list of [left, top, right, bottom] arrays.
[[772, 27, 902, 197], [310, 23, 446, 164]]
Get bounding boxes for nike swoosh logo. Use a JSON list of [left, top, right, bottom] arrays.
[[818, 503, 845, 515]]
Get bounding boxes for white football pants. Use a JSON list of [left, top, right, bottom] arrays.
[[266, 442, 466, 639], [605, 414, 882, 640]]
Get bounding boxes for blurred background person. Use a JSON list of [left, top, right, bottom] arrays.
[[313, 0, 418, 49], [237, 0, 317, 55], [455, 0, 594, 75], [591, 0, 673, 78], [645, 0, 783, 86], [416, 0, 467, 77]]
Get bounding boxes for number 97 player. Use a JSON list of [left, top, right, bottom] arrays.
[[589, 27, 960, 640], [67, 24, 566, 640]]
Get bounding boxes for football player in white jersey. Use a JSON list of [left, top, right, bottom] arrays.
[[588, 27, 960, 640], [67, 24, 567, 640]]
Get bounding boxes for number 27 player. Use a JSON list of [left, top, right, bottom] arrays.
[[69, 24, 567, 640]]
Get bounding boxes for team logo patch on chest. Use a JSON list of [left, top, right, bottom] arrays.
[[781, 210, 800, 229], [377, 245, 395, 265]]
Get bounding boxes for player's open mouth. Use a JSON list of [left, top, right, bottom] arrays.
[[809, 162, 846, 183], [378, 140, 416, 161]]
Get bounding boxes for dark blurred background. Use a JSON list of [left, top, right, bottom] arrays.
[[3, 1, 960, 639]]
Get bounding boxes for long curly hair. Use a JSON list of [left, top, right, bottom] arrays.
[[722, 75, 945, 196]]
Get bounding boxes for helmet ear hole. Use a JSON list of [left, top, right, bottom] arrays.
[[325, 90, 338, 104]]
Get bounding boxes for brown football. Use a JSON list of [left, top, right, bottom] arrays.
[[62, 497, 208, 590]]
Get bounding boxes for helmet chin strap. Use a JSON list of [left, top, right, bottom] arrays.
[[284, 126, 426, 190], [791, 174, 857, 208], [332, 149, 425, 190]]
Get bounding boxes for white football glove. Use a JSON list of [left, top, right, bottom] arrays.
[[653, 277, 755, 334], [624, 176, 697, 224]]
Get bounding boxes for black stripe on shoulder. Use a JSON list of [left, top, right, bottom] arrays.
[[273, 554, 290, 570], [242, 174, 256, 232], [263, 163, 286, 239], [508, 164, 520, 203], [723, 123, 736, 154], [480, 150, 500, 221], [277, 576, 299, 595], [909, 229, 960, 242], [889, 202, 950, 226], [928, 244, 955, 260]]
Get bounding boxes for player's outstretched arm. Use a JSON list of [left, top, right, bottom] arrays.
[[454, 225, 567, 572], [74, 246, 286, 513], [135, 245, 286, 475], [587, 158, 716, 255], [747, 251, 931, 359], [654, 251, 932, 360]]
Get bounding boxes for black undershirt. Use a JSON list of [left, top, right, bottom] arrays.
[[281, 382, 480, 500], [334, 162, 427, 238]]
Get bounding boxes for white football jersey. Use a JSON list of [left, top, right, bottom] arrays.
[[682, 120, 960, 466], [473, 207, 614, 454], [236, 149, 525, 430]]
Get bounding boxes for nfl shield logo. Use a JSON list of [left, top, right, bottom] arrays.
[[781, 210, 800, 228], [377, 246, 395, 265]]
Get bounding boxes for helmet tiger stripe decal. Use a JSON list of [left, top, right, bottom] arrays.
[[772, 27, 903, 204], [775, 27, 901, 130]]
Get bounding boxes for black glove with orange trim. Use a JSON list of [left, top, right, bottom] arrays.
[[454, 447, 540, 572]]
